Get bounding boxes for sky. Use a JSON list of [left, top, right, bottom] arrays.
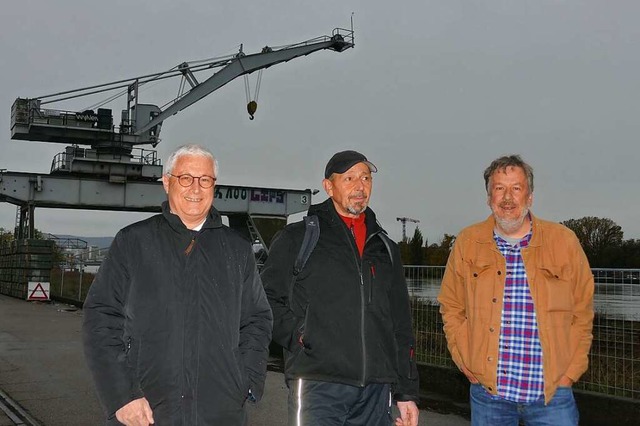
[[1, 0, 639, 244]]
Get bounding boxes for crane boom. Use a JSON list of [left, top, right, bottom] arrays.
[[11, 28, 353, 147], [137, 33, 351, 136], [8, 27, 354, 182]]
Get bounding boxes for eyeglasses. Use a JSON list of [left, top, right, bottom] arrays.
[[167, 173, 216, 188]]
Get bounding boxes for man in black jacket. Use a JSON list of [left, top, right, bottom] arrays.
[[83, 144, 273, 425], [261, 150, 419, 426]]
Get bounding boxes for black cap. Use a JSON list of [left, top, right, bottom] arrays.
[[324, 150, 378, 179]]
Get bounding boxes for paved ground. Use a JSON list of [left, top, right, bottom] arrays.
[[0, 294, 469, 425]]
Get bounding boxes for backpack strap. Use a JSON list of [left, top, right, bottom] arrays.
[[378, 231, 395, 267], [289, 215, 320, 301], [293, 215, 320, 275]]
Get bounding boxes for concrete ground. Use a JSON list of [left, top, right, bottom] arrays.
[[0, 294, 468, 425]]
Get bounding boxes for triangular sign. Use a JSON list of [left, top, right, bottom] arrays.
[[28, 282, 49, 301]]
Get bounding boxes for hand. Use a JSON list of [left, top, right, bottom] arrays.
[[395, 400, 419, 426], [115, 397, 154, 426], [460, 364, 479, 384], [558, 375, 574, 387]]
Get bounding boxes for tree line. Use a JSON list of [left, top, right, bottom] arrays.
[[398, 216, 640, 268], [3, 217, 640, 269]]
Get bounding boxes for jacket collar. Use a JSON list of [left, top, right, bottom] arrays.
[[309, 198, 384, 236], [475, 212, 542, 247], [161, 201, 223, 233]]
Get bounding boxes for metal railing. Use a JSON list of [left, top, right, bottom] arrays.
[[41, 262, 639, 400], [405, 265, 640, 400]]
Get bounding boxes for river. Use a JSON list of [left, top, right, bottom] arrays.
[[407, 279, 640, 321]]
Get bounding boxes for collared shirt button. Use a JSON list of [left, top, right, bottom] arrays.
[[492, 298, 497, 303], [489, 327, 495, 332], [497, 271, 502, 275], [487, 356, 493, 362], [488, 386, 493, 391]]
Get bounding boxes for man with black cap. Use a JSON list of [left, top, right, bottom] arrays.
[[261, 150, 420, 426]]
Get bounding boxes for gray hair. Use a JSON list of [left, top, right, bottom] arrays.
[[164, 144, 218, 178], [483, 155, 534, 195]]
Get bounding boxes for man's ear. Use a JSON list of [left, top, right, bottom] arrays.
[[322, 178, 333, 197], [162, 175, 170, 194]]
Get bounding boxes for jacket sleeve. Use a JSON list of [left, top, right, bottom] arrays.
[[239, 248, 273, 403], [260, 228, 301, 351], [564, 233, 595, 382], [437, 237, 468, 371], [82, 230, 143, 418], [388, 243, 420, 402]]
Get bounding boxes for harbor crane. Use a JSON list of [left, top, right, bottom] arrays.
[[3, 26, 354, 243], [10, 26, 354, 182], [396, 217, 420, 241]]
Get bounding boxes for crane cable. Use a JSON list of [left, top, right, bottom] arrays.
[[244, 70, 263, 120]]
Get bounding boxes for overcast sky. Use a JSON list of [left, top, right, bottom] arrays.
[[1, 0, 638, 244]]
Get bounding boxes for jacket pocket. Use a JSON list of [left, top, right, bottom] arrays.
[[232, 347, 250, 401], [469, 262, 492, 282], [365, 255, 392, 312], [124, 335, 142, 394], [539, 265, 573, 312], [467, 262, 494, 321], [291, 304, 310, 352], [124, 336, 139, 371]]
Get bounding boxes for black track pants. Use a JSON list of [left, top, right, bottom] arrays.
[[287, 379, 392, 426]]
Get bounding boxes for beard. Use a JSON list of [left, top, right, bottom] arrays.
[[493, 206, 530, 235], [347, 204, 366, 215], [346, 191, 368, 215]]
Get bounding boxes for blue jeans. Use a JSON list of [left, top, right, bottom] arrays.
[[470, 384, 579, 426]]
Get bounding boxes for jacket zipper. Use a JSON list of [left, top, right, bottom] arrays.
[[345, 223, 383, 385], [181, 234, 196, 414], [342, 222, 367, 385], [184, 236, 196, 255]]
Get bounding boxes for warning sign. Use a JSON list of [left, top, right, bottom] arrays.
[[27, 282, 50, 301]]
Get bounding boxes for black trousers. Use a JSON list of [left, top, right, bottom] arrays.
[[287, 379, 392, 426]]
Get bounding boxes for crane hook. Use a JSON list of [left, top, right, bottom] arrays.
[[247, 100, 257, 120]]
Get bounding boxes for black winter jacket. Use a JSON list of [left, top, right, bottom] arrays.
[[82, 202, 273, 425], [261, 199, 419, 402]]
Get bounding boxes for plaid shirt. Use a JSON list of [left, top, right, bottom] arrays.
[[493, 231, 545, 403]]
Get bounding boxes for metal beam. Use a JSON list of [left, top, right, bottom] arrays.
[[136, 37, 350, 136], [0, 171, 312, 216]]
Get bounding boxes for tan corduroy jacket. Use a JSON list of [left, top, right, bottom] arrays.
[[438, 213, 594, 404]]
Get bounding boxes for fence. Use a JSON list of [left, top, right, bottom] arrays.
[[40, 262, 640, 400], [405, 265, 640, 400]]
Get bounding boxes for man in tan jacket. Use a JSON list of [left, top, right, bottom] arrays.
[[438, 155, 593, 426]]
